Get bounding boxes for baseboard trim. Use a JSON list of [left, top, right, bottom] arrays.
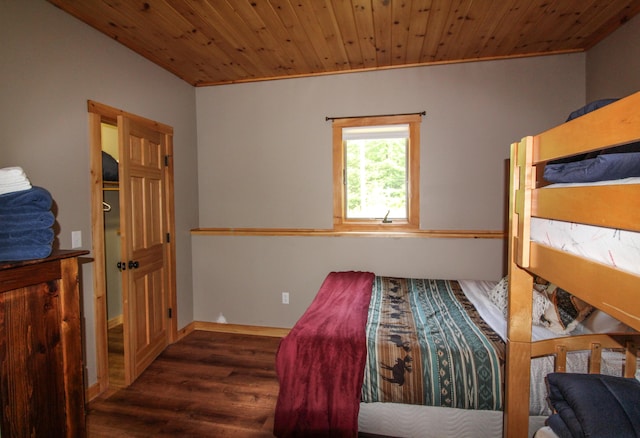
[[107, 314, 123, 330], [192, 321, 290, 338], [86, 382, 102, 402], [177, 321, 197, 340]]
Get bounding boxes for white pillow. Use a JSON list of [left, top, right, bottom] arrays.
[[532, 290, 551, 325], [486, 276, 508, 314], [486, 276, 551, 325], [578, 310, 634, 334]]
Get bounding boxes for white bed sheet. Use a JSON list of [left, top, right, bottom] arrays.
[[531, 177, 640, 276], [358, 402, 547, 438]]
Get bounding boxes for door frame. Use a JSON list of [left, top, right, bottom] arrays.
[[88, 100, 177, 398]]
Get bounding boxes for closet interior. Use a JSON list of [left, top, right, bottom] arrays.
[[101, 122, 124, 388]]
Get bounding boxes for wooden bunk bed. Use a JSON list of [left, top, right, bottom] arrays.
[[504, 91, 640, 437]]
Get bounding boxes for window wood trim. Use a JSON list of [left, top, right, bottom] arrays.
[[332, 114, 421, 231]]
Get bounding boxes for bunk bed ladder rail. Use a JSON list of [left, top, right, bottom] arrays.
[[624, 340, 638, 378], [533, 335, 640, 377], [511, 136, 534, 269], [504, 136, 537, 438]]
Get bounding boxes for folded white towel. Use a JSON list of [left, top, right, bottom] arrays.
[[0, 174, 28, 185], [0, 167, 26, 176], [0, 166, 27, 180], [0, 181, 32, 195], [0, 167, 32, 195]]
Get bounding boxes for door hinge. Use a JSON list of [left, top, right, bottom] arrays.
[[164, 155, 170, 167], [166, 232, 171, 243], [168, 308, 172, 318]]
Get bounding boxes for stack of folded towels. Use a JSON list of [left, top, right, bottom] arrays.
[[0, 167, 55, 262]]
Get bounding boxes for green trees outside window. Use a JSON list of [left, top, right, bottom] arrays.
[[345, 138, 407, 220]]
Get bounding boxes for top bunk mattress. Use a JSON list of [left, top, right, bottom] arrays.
[[531, 177, 640, 276]]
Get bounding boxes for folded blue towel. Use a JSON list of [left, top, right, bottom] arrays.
[[0, 186, 53, 213], [0, 228, 54, 246], [0, 211, 55, 232], [0, 244, 52, 262]]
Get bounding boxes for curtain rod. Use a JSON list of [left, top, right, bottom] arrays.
[[325, 111, 426, 122]]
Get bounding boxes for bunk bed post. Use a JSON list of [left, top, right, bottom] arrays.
[[504, 137, 535, 437]]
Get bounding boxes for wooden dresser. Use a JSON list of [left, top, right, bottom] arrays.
[[0, 250, 88, 437]]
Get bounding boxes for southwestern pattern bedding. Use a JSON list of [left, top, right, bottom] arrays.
[[361, 277, 505, 410]]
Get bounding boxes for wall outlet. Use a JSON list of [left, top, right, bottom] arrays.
[[71, 230, 82, 248], [282, 292, 289, 304]]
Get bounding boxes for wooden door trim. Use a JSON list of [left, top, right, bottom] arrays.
[[88, 101, 173, 135], [88, 100, 177, 400], [164, 134, 177, 344], [117, 114, 134, 386], [88, 112, 109, 396]]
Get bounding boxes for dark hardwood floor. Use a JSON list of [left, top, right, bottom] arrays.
[[87, 330, 282, 437], [107, 323, 125, 388]]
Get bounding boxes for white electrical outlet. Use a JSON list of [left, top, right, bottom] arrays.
[[71, 231, 82, 249], [282, 292, 289, 304]]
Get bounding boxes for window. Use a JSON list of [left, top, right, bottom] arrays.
[[332, 114, 421, 231]]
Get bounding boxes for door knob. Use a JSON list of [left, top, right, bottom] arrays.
[[117, 261, 126, 271], [128, 260, 139, 269]]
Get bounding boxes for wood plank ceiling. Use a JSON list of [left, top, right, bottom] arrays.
[[48, 0, 640, 87]]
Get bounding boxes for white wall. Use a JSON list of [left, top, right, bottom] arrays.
[[587, 13, 640, 100], [196, 57, 585, 230], [193, 54, 586, 328], [0, 1, 199, 386], [193, 236, 506, 328]]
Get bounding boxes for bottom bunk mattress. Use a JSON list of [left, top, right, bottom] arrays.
[[273, 272, 505, 437], [358, 402, 547, 438]]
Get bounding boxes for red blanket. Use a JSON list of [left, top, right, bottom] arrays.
[[274, 271, 375, 437]]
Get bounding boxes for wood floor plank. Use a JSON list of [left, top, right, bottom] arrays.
[[89, 329, 392, 437], [87, 331, 282, 437], [108, 324, 125, 388]]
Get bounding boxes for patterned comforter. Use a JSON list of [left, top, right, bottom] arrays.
[[361, 277, 506, 410]]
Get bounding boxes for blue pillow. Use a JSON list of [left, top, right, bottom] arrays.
[[551, 99, 621, 165], [544, 151, 640, 183], [545, 97, 640, 182], [565, 98, 619, 122]]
